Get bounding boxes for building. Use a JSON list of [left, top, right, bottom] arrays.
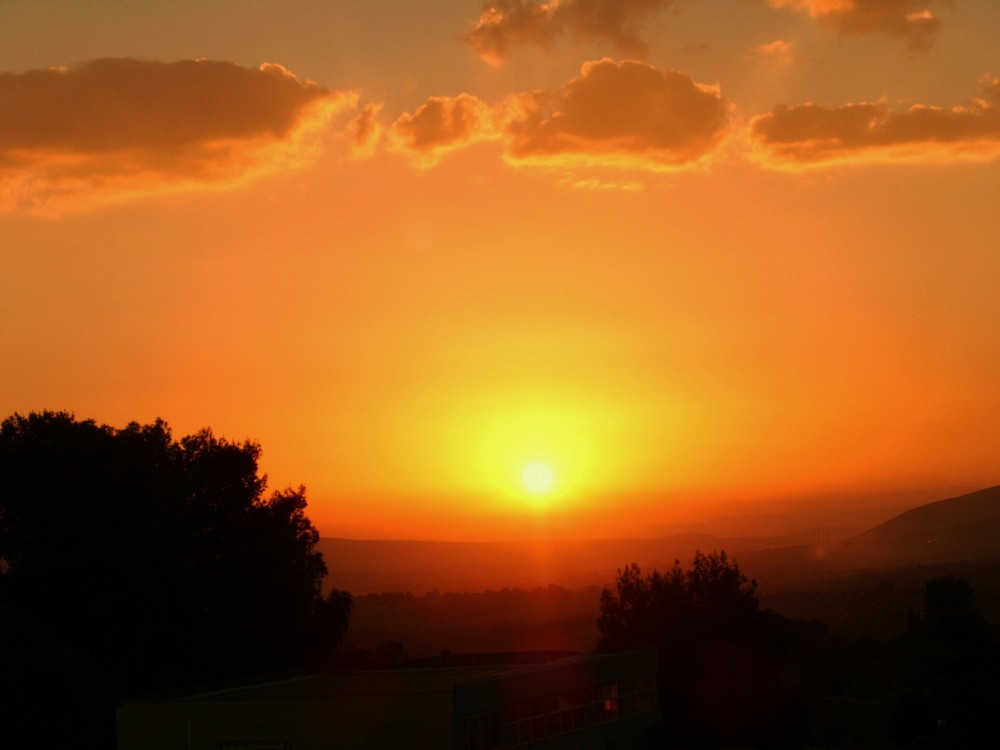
[[117, 648, 659, 749]]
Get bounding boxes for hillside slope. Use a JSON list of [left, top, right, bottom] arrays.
[[838, 485, 1000, 565], [317, 486, 1000, 595]]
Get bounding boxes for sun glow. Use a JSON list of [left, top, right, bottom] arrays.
[[465, 392, 608, 509], [521, 461, 556, 496]]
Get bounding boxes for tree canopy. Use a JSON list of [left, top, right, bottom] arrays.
[[597, 551, 759, 653], [597, 551, 819, 747], [0, 411, 350, 694]]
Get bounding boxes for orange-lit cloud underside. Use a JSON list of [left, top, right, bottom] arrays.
[[0, 58, 361, 211], [4, 56, 1000, 212], [751, 77, 1000, 168], [388, 59, 729, 170], [388, 64, 1000, 172]]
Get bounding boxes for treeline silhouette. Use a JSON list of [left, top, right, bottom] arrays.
[[595, 553, 1000, 748], [4, 410, 1000, 748], [339, 556, 1000, 747], [0, 411, 351, 749], [346, 585, 603, 656]]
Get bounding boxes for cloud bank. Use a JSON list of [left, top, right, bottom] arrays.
[[388, 59, 730, 172], [0, 58, 357, 211], [769, 0, 942, 52], [467, 0, 677, 64], [751, 77, 1000, 168]]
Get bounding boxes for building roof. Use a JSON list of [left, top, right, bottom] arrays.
[[153, 649, 657, 704]]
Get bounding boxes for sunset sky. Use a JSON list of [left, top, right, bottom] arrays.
[[2, 1, 999, 540]]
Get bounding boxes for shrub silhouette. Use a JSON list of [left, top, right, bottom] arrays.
[[598, 551, 816, 747]]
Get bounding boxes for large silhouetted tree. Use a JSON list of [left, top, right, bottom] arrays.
[[0, 411, 350, 702]]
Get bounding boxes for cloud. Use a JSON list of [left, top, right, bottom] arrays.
[[503, 58, 730, 169], [388, 59, 729, 173], [0, 58, 357, 211], [755, 39, 795, 61], [768, 0, 942, 52], [750, 77, 1000, 168], [562, 176, 644, 191], [386, 94, 499, 165], [349, 103, 385, 158], [466, 0, 677, 65]]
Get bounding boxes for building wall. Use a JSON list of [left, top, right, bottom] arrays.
[[118, 651, 659, 750], [453, 650, 660, 750], [118, 692, 454, 750]]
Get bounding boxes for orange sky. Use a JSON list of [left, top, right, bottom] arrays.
[[2, 1, 999, 539]]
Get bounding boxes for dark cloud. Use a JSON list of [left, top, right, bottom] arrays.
[[467, 0, 677, 64], [389, 59, 729, 171], [0, 58, 356, 210], [751, 77, 1000, 167], [387, 94, 497, 164], [769, 0, 943, 52], [504, 58, 730, 168]]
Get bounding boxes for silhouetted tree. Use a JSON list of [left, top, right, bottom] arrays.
[[598, 551, 759, 652], [891, 575, 1000, 748], [598, 551, 815, 748], [315, 587, 354, 667], [0, 411, 351, 747]]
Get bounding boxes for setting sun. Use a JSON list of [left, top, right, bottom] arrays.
[[2, 0, 999, 543], [521, 461, 557, 496], [6, 2, 1000, 745]]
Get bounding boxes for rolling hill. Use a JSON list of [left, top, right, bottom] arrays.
[[836, 484, 1000, 565], [318, 486, 1000, 596], [323, 486, 1000, 651]]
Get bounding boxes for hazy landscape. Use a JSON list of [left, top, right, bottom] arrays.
[[331, 486, 1000, 658], [3, 412, 1000, 748], [4, 1, 1000, 747]]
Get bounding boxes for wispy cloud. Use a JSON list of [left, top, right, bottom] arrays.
[[755, 39, 795, 62], [0, 58, 358, 212], [768, 0, 942, 52], [750, 77, 1000, 168], [388, 59, 731, 174], [349, 103, 385, 158], [466, 0, 678, 65]]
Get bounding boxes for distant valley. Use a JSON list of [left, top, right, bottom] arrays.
[[322, 487, 1000, 657], [320, 485, 1000, 595]]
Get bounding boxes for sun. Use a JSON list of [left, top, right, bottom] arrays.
[[521, 461, 557, 496]]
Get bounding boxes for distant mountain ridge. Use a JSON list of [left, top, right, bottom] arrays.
[[317, 530, 858, 595], [839, 485, 1000, 565], [317, 486, 1000, 595]]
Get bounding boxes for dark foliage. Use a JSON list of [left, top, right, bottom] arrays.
[[597, 551, 825, 748], [347, 585, 601, 656], [0, 411, 351, 748], [889, 575, 1000, 747], [596, 553, 1000, 748]]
